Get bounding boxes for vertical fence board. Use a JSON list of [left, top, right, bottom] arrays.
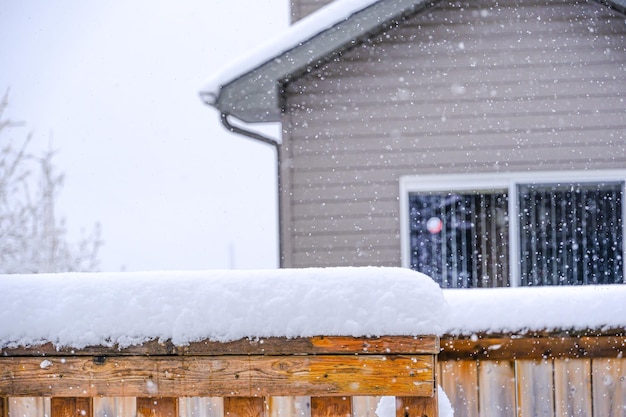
[[137, 398, 178, 417], [0, 398, 7, 417], [51, 398, 93, 417], [478, 361, 515, 417], [396, 396, 437, 417], [224, 398, 267, 417], [554, 359, 592, 417], [592, 358, 626, 417], [439, 360, 479, 417], [351, 397, 379, 417], [516, 359, 554, 417], [8, 398, 50, 417], [311, 397, 351, 417], [179, 398, 224, 417], [269, 397, 310, 417], [94, 398, 136, 417]]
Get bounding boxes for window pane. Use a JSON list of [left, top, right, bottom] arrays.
[[408, 192, 509, 288], [518, 182, 624, 286]]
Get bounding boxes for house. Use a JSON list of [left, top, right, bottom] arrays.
[[200, 0, 626, 289]]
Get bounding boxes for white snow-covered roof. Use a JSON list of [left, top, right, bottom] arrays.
[[0, 267, 448, 349], [198, 0, 433, 123], [200, 0, 382, 102], [443, 284, 626, 335]]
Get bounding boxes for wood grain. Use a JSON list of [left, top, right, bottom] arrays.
[[439, 333, 626, 360], [554, 359, 592, 417], [477, 361, 515, 417], [93, 398, 136, 417], [396, 396, 438, 417], [136, 398, 177, 417], [311, 397, 351, 417], [51, 398, 92, 417], [438, 360, 478, 417], [0, 354, 434, 397], [592, 357, 626, 417], [224, 397, 266, 417], [0, 398, 6, 417], [0, 336, 438, 357], [516, 360, 554, 417]]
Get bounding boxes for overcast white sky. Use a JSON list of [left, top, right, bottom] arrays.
[[0, 0, 289, 271]]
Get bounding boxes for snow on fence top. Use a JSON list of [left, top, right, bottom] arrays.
[[443, 284, 626, 336], [3, 267, 625, 350], [0, 267, 448, 349]]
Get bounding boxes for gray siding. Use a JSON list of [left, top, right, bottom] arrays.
[[280, 0, 626, 268], [290, 0, 334, 22]]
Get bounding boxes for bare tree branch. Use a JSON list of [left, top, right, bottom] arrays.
[[0, 90, 102, 273]]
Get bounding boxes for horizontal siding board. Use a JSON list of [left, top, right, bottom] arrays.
[[293, 229, 398, 246], [292, 198, 399, 219], [289, 128, 626, 159], [293, 215, 399, 235], [287, 79, 626, 110], [288, 115, 626, 144], [288, 64, 626, 97], [289, 96, 626, 126], [313, 40, 626, 73], [292, 181, 397, 202], [293, 248, 401, 268], [289, 143, 626, 171]]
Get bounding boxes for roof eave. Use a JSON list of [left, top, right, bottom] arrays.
[[208, 0, 626, 124], [211, 0, 433, 124], [597, 0, 626, 14]]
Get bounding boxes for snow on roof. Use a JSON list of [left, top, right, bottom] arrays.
[[0, 267, 448, 349], [443, 284, 626, 335], [199, 0, 381, 102]]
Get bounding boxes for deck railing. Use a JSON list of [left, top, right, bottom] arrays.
[[438, 330, 626, 417], [0, 336, 439, 417]]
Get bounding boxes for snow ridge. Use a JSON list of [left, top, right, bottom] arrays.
[[0, 267, 448, 349]]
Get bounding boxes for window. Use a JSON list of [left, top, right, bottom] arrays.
[[400, 171, 625, 288]]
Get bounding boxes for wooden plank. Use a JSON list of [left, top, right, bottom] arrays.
[[311, 397, 351, 417], [477, 361, 515, 417], [439, 334, 626, 361], [137, 398, 177, 417], [8, 398, 50, 417], [1, 336, 438, 357], [93, 398, 136, 417], [553, 359, 592, 417], [438, 361, 478, 417], [592, 358, 626, 416], [0, 398, 6, 417], [179, 398, 224, 417], [351, 397, 380, 417], [51, 398, 93, 417], [0, 354, 434, 397], [224, 398, 266, 417], [396, 396, 437, 417], [516, 360, 554, 417]]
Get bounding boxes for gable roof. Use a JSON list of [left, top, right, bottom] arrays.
[[199, 0, 626, 124]]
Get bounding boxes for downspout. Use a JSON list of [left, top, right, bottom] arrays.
[[220, 112, 283, 268]]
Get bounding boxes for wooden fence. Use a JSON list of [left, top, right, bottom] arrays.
[[438, 331, 626, 417], [0, 336, 439, 417]]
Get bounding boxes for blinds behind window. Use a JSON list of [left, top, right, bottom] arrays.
[[518, 182, 624, 286], [409, 193, 509, 288]]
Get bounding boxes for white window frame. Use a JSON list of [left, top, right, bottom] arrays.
[[399, 170, 626, 286]]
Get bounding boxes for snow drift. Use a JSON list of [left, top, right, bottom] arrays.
[[0, 267, 448, 349]]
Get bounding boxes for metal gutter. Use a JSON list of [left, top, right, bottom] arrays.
[[219, 112, 283, 268]]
